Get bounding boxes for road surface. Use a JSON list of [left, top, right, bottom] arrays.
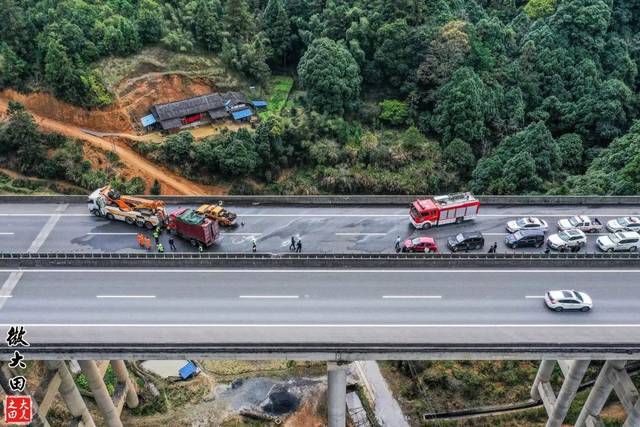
[[1, 268, 639, 348], [0, 203, 638, 254]]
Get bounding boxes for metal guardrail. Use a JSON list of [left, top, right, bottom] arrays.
[[1, 252, 639, 260]]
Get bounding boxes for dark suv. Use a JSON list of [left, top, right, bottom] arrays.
[[447, 232, 485, 252], [505, 229, 545, 249]]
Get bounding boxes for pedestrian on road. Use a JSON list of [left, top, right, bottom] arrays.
[[544, 248, 551, 254], [296, 239, 302, 253], [137, 233, 144, 247], [289, 236, 296, 251], [145, 237, 152, 251], [153, 230, 159, 245], [169, 238, 176, 251], [492, 242, 498, 253], [198, 244, 204, 253], [487, 246, 494, 254], [395, 235, 402, 252], [157, 243, 164, 253], [252, 238, 257, 253]]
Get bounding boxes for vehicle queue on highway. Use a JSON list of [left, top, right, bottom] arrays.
[[401, 192, 640, 254]]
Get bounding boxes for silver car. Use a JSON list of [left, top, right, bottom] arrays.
[[544, 290, 592, 312], [606, 216, 640, 233], [596, 231, 640, 252], [506, 217, 548, 233], [547, 229, 587, 250]]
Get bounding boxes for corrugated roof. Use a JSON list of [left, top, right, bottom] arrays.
[[252, 100, 268, 107], [151, 92, 250, 122], [141, 114, 157, 127], [158, 118, 183, 130], [232, 108, 253, 120], [208, 109, 229, 120]]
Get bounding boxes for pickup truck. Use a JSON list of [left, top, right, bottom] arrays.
[[557, 215, 603, 233]]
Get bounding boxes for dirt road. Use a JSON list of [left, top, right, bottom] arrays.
[[0, 97, 208, 195]]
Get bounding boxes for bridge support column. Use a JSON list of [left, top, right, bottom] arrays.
[[111, 360, 139, 409], [45, 361, 96, 427], [327, 362, 347, 427], [78, 360, 123, 427], [531, 360, 590, 427], [576, 360, 625, 427]]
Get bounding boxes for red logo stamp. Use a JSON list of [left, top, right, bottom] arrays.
[[4, 395, 32, 425]]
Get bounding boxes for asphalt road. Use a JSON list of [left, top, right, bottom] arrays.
[[0, 203, 639, 254], [1, 268, 640, 346]]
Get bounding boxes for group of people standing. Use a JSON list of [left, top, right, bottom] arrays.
[[289, 236, 303, 253], [136, 227, 178, 253]]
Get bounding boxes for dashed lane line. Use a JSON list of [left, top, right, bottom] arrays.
[[382, 295, 442, 299], [239, 295, 299, 299], [525, 296, 546, 299], [96, 295, 156, 299]]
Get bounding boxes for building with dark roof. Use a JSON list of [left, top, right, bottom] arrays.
[[145, 91, 251, 131]]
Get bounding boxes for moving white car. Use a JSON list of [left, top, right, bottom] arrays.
[[606, 216, 640, 233], [547, 229, 587, 250], [505, 217, 548, 233], [596, 231, 640, 252], [544, 290, 592, 312], [557, 215, 603, 233]]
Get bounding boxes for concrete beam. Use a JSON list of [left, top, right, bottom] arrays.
[[327, 362, 347, 427], [78, 360, 123, 427], [110, 360, 139, 409], [547, 360, 590, 427], [576, 361, 626, 427]]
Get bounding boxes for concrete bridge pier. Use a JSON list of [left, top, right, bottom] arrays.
[[531, 359, 591, 427], [78, 360, 123, 427], [327, 362, 348, 427], [44, 361, 96, 427]]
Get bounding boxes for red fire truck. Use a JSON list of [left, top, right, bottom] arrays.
[[409, 193, 480, 229]]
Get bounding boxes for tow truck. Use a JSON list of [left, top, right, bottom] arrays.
[[87, 186, 166, 229], [409, 193, 480, 229]]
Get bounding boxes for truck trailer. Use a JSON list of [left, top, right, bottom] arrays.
[[168, 208, 220, 247]]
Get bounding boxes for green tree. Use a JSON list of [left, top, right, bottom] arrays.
[[432, 67, 488, 148], [443, 138, 475, 179], [137, 0, 165, 43], [224, 0, 254, 41], [297, 37, 362, 115], [524, 0, 556, 19], [262, 0, 291, 65], [379, 100, 408, 126], [192, 0, 224, 52], [150, 179, 161, 195]]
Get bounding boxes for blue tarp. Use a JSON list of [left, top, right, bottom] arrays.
[[231, 108, 253, 120], [179, 361, 198, 380], [141, 114, 157, 127], [252, 100, 268, 108]]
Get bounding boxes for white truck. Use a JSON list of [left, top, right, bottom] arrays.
[[557, 215, 603, 233]]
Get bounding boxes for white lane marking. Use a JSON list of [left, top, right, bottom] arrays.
[[383, 295, 442, 299], [87, 232, 137, 235], [525, 296, 546, 299], [336, 232, 388, 236], [239, 295, 299, 299], [0, 233, 15, 235], [2, 269, 640, 273], [28, 204, 67, 253], [0, 272, 22, 311], [6, 323, 640, 328], [96, 295, 156, 299], [222, 232, 263, 236], [483, 233, 508, 236]]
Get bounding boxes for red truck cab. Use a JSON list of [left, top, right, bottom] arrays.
[[168, 207, 220, 247], [410, 193, 480, 229]]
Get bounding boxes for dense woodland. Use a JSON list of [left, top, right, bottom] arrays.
[[1, 0, 640, 194]]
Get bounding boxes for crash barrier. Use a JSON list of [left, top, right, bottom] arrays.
[[2, 194, 640, 205], [1, 252, 639, 268]]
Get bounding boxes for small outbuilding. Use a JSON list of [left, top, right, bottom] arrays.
[[178, 361, 200, 380]]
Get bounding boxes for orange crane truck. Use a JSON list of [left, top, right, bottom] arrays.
[[87, 186, 166, 229]]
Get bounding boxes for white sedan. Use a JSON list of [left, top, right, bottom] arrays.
[[596, 231, 640, 252], [506, 217, 549, 233], [544, 290, 592, 312]]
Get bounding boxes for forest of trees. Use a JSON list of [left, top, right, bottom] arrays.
[[1, 0, 640, 194]]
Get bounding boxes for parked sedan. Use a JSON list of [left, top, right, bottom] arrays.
[[401, 237, 438, 253], [505, 229, 545, 249], [447, 232, 484, 252], [544, 290, 592, 312], [606, 216, 640, 233], [505, 217, 548, 233], [596, 231, 640, 252], [547, 229, 587, 250]]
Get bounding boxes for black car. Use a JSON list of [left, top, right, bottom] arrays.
[[447, 232, 485, 252], [505, 229, 545, 249]]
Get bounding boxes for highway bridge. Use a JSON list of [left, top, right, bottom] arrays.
[[1, 197, 640, 427]]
